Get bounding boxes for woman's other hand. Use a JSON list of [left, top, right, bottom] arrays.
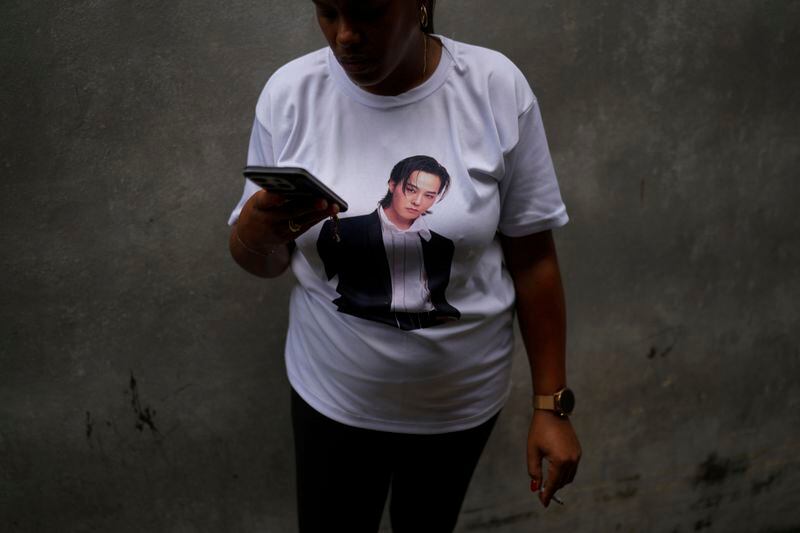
[[527, 410, 581, 507], [500, 230, 581, 507]]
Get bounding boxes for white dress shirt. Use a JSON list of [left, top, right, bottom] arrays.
[[378, 206, 435, 313]]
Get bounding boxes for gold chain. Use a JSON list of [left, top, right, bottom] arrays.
[[422, 33, 428, 81]]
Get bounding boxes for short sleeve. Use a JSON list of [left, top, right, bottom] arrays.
[[497, 100, 568, 237], [227, 117, 275, 226]]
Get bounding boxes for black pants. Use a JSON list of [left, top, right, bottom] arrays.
[[291, 388, 499, 533]]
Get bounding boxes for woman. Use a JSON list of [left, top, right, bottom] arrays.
[[228, 1, 581, 531]]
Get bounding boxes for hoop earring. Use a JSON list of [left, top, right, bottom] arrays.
[[419, 4, 429, 30]]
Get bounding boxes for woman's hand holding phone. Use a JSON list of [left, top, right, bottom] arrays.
[[230, 189, 339, 278], [231, 166, 344, 277], [238, 189, 339, 252]]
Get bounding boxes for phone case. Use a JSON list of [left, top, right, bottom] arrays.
[[243, 166, 349, 212]]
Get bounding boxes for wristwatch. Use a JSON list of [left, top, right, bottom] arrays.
[[533, 387, 575, 418]]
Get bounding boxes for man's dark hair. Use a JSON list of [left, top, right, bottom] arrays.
[[379, 154, 450, 209]]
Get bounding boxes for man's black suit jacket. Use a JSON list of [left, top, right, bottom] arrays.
[[317, 209, 460, 330]]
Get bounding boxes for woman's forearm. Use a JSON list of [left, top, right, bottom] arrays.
[[500, 230, 567, 395]]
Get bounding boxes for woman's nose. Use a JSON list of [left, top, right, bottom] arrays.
[[336, 18, 361, 47]]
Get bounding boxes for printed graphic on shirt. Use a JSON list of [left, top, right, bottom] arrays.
[[317, 155, 461, 331]]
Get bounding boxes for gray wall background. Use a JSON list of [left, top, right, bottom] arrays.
[[2, 0, 798, 531]]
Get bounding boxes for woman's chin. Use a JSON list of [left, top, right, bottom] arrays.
[[340, 62, 380, 84], [348, 72, 384, 89], [344, 69, 402, 95]]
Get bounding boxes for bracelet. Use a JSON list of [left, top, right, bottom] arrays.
[[235, 229, 282, 258]]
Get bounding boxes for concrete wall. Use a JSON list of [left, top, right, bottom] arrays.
[[2, 0, 798, 531]]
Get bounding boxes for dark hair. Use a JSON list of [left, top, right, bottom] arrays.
[[422, 0, 436, 34], [379, 154, 450, 209]]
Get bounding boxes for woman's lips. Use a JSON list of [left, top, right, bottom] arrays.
[[338, 56, 374, 74]]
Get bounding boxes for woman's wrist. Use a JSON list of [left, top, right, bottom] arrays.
[[234, 227, 285, 258], [229, 224, 293, 278]]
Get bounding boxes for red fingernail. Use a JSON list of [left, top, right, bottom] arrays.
[[530, 479, 539, 492]]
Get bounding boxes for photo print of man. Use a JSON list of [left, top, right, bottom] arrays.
[[317, 155, 460, 331]]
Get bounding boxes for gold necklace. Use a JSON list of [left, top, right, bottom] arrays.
[[422, 33, 428, 81]]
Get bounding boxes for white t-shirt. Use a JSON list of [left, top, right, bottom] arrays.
[[229, 36, 568, 434]]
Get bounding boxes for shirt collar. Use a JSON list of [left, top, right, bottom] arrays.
[[378, 207, 432, 241], [327, 35, 455, 109]]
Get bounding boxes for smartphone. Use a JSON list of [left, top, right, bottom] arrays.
[[243, 166, 348, 212]]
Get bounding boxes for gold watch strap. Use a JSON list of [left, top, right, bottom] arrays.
[[532, 394, 556, 410]]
